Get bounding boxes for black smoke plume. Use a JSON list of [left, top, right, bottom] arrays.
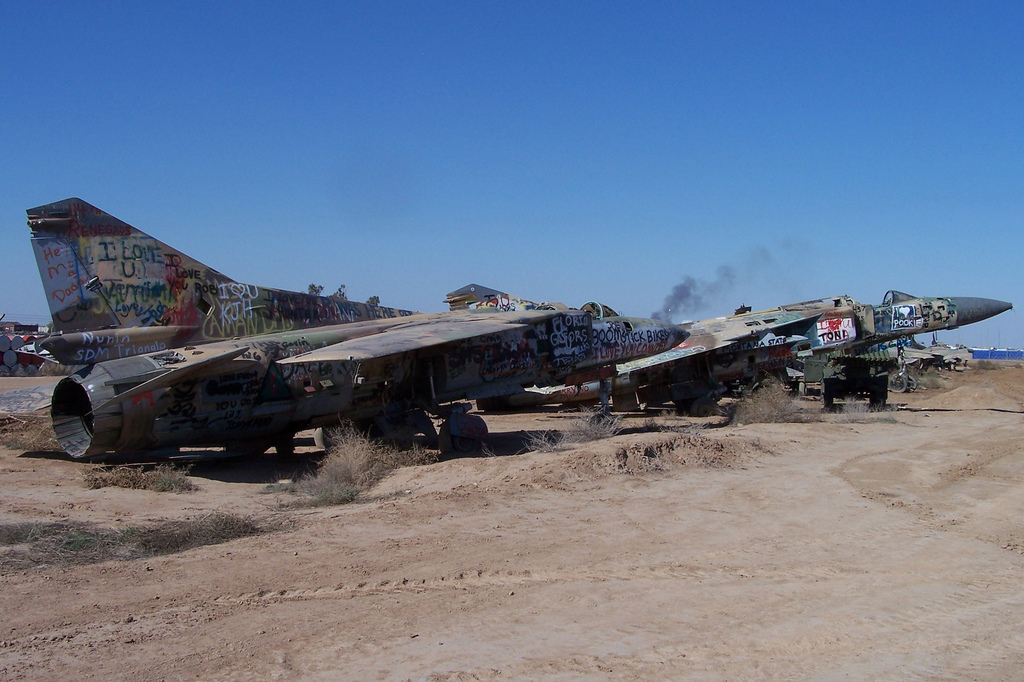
[[652, 248, 777, 322], [652, 266, 736, 321]]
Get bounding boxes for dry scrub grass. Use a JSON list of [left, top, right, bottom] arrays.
[[0, 512, 263, 571], [278, 426, 436, 507], [0, 415, 59, 451], [127, 513, 262, 555], [732, 381, 811, 425], [614, 433, 746, 473], [732, 381, 897, 425], [916, 372, 947, 390], [637, 417, 697, 433], [828, 398, 873, 424], [526, 408, 623, 452], [829, 399, 898, 424], [84, 464, 198, 492]]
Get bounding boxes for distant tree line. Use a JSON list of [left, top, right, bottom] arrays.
[[307, 284, 380, 306]]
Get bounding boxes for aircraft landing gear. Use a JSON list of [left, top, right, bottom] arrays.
[[439, 422, 479, 453], [674, 395, 721, 417], [274, 430, 296, 457], [439, 407, 488, 455], [688, 396, 722, 417], [599, 377, 612, 416]]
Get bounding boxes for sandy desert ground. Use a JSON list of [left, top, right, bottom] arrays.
[[1, 366, 1023, 681]]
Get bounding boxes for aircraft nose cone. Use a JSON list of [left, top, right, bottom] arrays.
[[951, 297, 1013, 326], [35, 334, 61, 355]]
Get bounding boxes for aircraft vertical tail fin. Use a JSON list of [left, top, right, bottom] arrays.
[[28, 198, 228, 335], [29, 199, 418, 358]]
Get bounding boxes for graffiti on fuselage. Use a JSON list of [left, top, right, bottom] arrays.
[[873, 299, 957, 339], [891, 305, 923, 332], [31, 200, 414, 359], [721, 332, 797, 354], [65, 332, 170, 364], [446, 330, 540, 384], [713, 345, 796, 382], [875, 305, 921, 336], [814, 316, 857, 347], [151, 353, 357, 437], [444, 312, 596, 386], [591, 320, 675, 364], [542, 312, 593, 369]]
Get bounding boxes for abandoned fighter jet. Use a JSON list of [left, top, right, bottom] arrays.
[[452, 287, 1012, 415], [901, 336, 973, 371], [22, 199, 685, 459]]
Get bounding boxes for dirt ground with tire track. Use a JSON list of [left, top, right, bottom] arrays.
[[1, 366, 1023, 680]]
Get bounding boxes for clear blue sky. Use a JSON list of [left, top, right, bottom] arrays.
[[1, 2, 1020, 347]]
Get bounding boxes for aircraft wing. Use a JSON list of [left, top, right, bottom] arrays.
[[90, 345, 251, 413], [617, 310, 818, 374], [277, 310, 562, 364], [617, 345, 714, 373]]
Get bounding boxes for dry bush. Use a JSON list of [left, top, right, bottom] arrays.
[[292, 426, 436, 506], [974, 360, 1000, 371], [126, 512, 262, 556], [0, 522, 121, 569], [638, 418, 662, 432], [0, 513, 263, 570], [525, 408, 623, 452], [560, 408, 623, 442], [84, 464, 198, 492], [637, 417, 693, 433], [0, 522, 48, 545], [612, 443, 667, 474], [614, 432, 746, 472], [916, 372, 946, 389], [732, 380, 813, 425], [149, 465, 199, 492], [6, 523, 131, 568], [831, 398, 871, 422], [830, 398, 898, 424], [84, 466, 148, 490], [0, 416, 59, 451]]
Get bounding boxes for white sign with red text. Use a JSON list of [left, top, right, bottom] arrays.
[[815, 316, 856, 347]]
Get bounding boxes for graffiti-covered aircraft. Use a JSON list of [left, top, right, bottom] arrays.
[[901, 336, 973, 371], [19, 199, 685, 459], [450, 286, 1012, 415]]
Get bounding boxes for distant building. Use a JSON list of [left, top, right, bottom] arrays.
[[2, 321, 42, 334]]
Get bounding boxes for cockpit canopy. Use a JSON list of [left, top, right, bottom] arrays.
[[881, 290, 916, 306], [580, 301, 619, 319]]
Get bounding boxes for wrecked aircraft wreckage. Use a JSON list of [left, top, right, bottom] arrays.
[[450, 286, 1012, 415], [21, 199, 685, 459]]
